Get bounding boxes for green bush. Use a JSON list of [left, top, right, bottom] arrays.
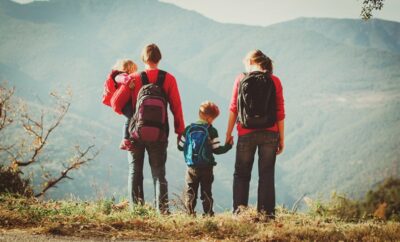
[[0, 165, 33, 197], [362, 177, 400, 221], [309, 177, 400, 221]]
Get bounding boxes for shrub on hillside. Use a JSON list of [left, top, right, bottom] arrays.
[[362, 177, 400, 221], [0, 165, 32, 196], [308, 177, 400, 221]]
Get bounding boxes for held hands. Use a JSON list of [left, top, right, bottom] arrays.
[[225, 133, 234, 145], [276, 138, 284, 155], [177, 134, 182, 146]]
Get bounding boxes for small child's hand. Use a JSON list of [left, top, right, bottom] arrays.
[[129, 80, 135, 90], [177, 134, 182, 147]]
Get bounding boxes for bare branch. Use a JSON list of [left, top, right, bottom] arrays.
[[40, 110, 44, 138], [35, 144, 98, 198], [22, 123, 42, 139], [21, 113, 42, 130], [6, 148, 21, 164], [291, 193, 307, 213], [16, 99, 71, 167], [0, 143, 15, 152], [1, 85, 97, 198], [0, 84, 15, 131]]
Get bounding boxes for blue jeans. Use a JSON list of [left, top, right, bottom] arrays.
[[128, 140, 169, 213], [233, 130, 279, 216]]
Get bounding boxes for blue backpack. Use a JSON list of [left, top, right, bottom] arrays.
[[183, 123, 212, 166]]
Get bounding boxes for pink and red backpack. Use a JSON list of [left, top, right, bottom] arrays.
[[129, 71, 168, 142]]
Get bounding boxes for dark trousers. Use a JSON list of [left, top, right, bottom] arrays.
[[128, 140, 169, 213], [185, 166, 214, 216], [123, 117, 131, 139], [122, 100, 133, 139], [233, 130, 279, 216]]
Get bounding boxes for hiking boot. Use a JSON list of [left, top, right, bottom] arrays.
[[119, 139, 134, 151], [202, 212, 214, 217], [160, 209, 171, 216]]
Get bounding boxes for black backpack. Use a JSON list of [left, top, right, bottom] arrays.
[[129, 70, 168, 142], [237, 71, 276, 129]]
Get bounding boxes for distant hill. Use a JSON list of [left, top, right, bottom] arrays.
[[0, 0, 399, 210]]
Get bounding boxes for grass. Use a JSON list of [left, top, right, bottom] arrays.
[[1, 194, 400, 241]]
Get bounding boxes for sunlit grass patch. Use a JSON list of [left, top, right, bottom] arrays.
[[0, 193, 399, 241]]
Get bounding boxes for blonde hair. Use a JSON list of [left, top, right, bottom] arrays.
[[199, 101, 220, 120], [113, 59, 137, 74], [244, 49, 273, 73], [141, 43, 162, 64]]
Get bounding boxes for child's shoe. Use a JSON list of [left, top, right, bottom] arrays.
[[119, 139, 134, 151]]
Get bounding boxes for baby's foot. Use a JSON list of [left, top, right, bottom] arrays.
[[119, 139, 134, 151]]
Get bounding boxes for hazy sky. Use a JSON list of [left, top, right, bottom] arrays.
[[159, 0, 400, 26], [12, 0, 400, 26]]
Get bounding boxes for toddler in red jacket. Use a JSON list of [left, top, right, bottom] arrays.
[[102, 59, 137, 150]]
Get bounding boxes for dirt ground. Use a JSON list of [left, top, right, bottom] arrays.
[[0, 229, 128, 242]]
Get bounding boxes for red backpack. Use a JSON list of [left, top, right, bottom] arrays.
[[129, 71, 168, 142]]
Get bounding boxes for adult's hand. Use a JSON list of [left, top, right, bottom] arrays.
[[225, 133, 234, 145], [276, 138, 284, 155], [177, 134, 182, 146]]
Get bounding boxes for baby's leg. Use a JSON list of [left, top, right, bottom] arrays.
[[120, 118, 134, 150], [124, 118, 131, 139]]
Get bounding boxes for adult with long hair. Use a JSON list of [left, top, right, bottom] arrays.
[[225, 49, 285, 218]]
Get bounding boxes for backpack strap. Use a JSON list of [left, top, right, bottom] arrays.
[[140, 70, 166, 86], [140, 71, 150, 85], [156, 70, 166, 87]]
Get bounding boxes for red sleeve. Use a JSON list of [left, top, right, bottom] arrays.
[[110, 84, 131, 115], [102, 78, 116, 107], [229, 73, 244, 114], [165, 74, 185, 135], [271, 75, 285, 121]]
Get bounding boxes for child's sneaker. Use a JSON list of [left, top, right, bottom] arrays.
[[120, 139, 134, 151]]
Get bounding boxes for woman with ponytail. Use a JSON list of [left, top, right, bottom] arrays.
[[225, 49, 285, 218]]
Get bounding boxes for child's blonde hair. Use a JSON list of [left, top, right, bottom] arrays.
[[199, 101, 220, 120], [113, 59, 137, 74]]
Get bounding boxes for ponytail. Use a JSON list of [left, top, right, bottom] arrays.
[[245, 49, 273, 73]]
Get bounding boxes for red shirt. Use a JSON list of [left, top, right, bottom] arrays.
[[229, 73, 285, 136], [130, 69, 185, 136]]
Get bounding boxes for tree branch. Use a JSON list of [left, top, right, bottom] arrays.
[[35, 145, 98, 198], [291, 193, 307, 213], [16, 101, 70, 167], [0, 85, 15, 131], [0, 143, 15, 152]]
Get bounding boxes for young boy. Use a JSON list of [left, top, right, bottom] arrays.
[[178, 101, 233, 216]]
